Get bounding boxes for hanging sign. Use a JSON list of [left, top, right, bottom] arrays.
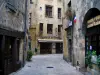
[[87, 15, 100, 28]]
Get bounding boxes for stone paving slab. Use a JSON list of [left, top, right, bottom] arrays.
[[11, 54, 83, 75]]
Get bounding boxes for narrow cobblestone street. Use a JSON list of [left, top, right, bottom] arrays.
[[12, 54, 83, 75]]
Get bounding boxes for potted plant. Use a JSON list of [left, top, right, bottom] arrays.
[[91, 50, 97, 64], [85, 50, 92, 69], [27, 50, 33, 61]]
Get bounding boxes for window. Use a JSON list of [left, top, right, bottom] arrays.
[[40, 23, 43, 32], [30, 0, 33, 4], [86, 35, 100, 56], [68, 1, 71, 7], [58, 25, 62, 32], [6, 0, 17, 12], [45, 5, 53, 18], [47, 24, 53, 34], [58, 8, 61, 19], [29, 13, 32, 26], [40, 7, 42, 11]]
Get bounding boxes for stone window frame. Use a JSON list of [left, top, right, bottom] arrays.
[[45, 5, 53, 18], [47, 24, 53, 34], [58, 8, 61, 19]]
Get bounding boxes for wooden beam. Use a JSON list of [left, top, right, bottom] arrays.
[[0, 28, 24, 38]]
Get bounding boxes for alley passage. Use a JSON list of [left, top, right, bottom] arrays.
[[13, 54, 83, 75]]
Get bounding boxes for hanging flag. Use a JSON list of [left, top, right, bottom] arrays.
[[74, 16, 76, 23]]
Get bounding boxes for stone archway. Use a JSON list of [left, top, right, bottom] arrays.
[[82, 8, 100, 35], [82, 8, 100, 48]]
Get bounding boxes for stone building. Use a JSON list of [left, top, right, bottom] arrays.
[[63, 0, 100, 74], [28, 0, 37, 53], [0, 0, 28, 75], [63, 0, 73, 63], [29, 0, 63, 54]]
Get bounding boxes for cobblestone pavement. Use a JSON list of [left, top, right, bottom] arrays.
[[12, 54, 83, 75]]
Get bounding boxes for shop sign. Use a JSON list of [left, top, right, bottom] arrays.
[[87, 15, 100, 28]]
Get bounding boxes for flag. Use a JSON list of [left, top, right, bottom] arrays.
[[74, 16, 76, 23]]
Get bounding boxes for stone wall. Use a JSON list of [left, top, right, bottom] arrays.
[[0, 0, 25, 32], [62, 0, 72, 62], [63, 0, 100, 68], [28, 0, 37, 52], [71, 0, 100, 67]]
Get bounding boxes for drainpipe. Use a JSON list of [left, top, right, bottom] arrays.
[[23, 0, 28, 67]]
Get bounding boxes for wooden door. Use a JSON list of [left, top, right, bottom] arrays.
[[4, 37, 13, 75], [68, 39, 72, 62], [0, 35, 3, 75], [56, 43, 63, 54]]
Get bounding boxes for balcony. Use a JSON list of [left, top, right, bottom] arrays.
[[39, 34, 62, 40]]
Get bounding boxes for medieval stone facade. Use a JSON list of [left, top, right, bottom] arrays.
[[0, 0, 28, 75], [28, 0, 37, 54], [29, 0, 63, 54], [63, 0, 100, 74], [0, 0, 25, 31]]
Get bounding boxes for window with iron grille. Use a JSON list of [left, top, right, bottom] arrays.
[[47, 24, 53, 34], [58, 8, 61, 19], [45, 5, 53, 18]]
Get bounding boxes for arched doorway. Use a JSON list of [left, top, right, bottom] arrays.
[[83, 8, 100, 67]]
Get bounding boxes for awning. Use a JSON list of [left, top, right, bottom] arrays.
[[38, 39, 63, 43]]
